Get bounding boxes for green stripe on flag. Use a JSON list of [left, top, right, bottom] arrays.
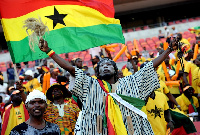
[[169, 109, 196, 134], [7, 24, 124, 63], [117, 94, 145, 110]]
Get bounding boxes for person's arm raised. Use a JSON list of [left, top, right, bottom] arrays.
[[152, 40, 177, 68], [39, 39, 75, 76]]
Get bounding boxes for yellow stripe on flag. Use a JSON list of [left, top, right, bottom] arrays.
[[108, 95, 127, 135], [2, 5, 120, 42], [4, 104, 26, 135]]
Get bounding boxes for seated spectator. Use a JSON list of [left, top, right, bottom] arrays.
[[176, 85, 199, 116], [158, 30, 165, 40]]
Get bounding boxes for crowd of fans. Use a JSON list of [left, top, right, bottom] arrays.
[[0, 28, 199, 135]]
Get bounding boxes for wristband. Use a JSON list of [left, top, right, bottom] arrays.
[[46, 48, 55, 57]]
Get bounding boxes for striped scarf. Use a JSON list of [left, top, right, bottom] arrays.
[[98, 79, 146, 135]]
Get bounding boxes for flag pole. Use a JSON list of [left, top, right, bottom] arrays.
[[13, 63, 19, 82]]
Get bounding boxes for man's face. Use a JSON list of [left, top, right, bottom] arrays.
[[11, 93, 22, 104], [52, 88, 63, 99], [184, 88, 194, 97], [99, 60, 115, 77], [26, 98, 47, 117], [75, 59, 82, 68]]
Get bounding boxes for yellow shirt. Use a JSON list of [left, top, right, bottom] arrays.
[[180, 38, 191, 47], [176, 94, 199, 115], [192, 67, 200, 93], [14, 106, 23, 125], [24, 78, 41, 93], [185, 62, 198, 93], [156, 80, 170, 101], [157, 70, 165, 82], [146, 91, 169, 135]]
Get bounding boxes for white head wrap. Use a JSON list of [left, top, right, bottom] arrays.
[[25, 89, 47, 104], [25, 70, 34, 77]]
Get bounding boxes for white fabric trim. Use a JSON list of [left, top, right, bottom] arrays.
[[109, 93, 147, 119], [53, 103, 68, 117]]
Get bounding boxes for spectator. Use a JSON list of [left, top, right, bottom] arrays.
[[6, 63, 15, 87], [16, 63, 25, 76], [176, 85, 199, 115], [65, 53, 71, 62], [141, 46, 150, 59], [44, 84, 79, 135], [177, 33, 191, 47], [164, 26, 170, 38], [89, 46, 101, 58], [74, 58, 83, 69], [24, 70, 41, 94], [38, 39, 178, 134], [1, 89, 28, 135], [91, 55, 100, 67], [146, 91, 174, 134], [0, 74, 8, 103], [172, 26, 178, 37], [158, 30, 165, 40], [10, 90, 60, 135]]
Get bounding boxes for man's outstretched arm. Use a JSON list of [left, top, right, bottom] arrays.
[[152, 40, 177, 68], [39, 39, 75, 76]]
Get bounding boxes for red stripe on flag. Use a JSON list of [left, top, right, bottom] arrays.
[[0, 0, 114, 18], [23, 104, 29, 121], [1, 105, 12, 135], [105, 95, 115, 135]]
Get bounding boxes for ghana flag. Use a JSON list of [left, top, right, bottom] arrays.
[[0, 0, 125, 63]]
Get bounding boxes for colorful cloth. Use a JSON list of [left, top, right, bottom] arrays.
[[43, 103, 80, 135], [1, 103, 29, 135], [71, 61, 160, 135], [0, 0, 124, 64], [176, 93, 199, 115], [146, 91, 169, 135]]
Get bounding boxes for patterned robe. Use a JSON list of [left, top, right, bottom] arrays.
[[72, 61, 160, 135]]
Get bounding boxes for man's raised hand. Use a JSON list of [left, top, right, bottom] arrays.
[[39, 39, 49, 52]]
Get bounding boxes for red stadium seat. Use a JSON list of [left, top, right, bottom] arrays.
[[181, 19, 187, 23], [135, 27, 142, 31], [122, 30, 126, 33], [152, 37, 159, 42], [143, 25, 149, 30], [145, 38, 151, 42], [188, 18, 194, 22], [126, 41, 133, 46], [168, 22, 174, 25], [194, 17, 200, 20], [139, 39, 145, 44], [175, 20, 181, 24], [127, 29, 133, 32]]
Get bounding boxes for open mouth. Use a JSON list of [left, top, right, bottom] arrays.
[[103, 69, 110, 73]]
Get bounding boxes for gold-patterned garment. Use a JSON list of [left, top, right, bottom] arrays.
[[43, 103, 80, 135]]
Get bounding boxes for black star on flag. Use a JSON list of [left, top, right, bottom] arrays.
[[45, 6, 68, 29]]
